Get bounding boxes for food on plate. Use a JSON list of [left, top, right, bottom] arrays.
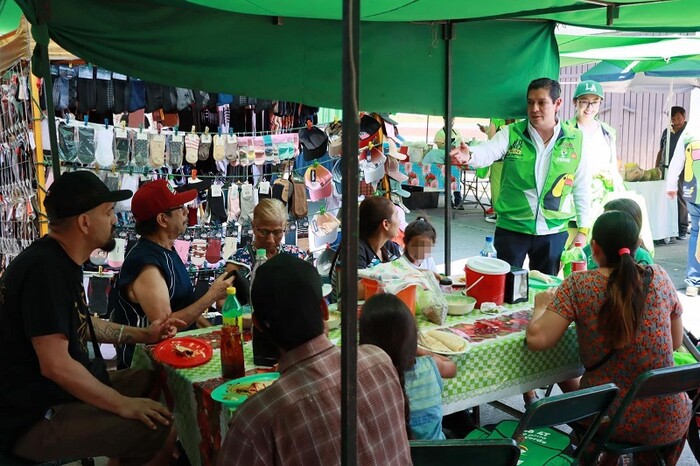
[[173, 343, 195, 357], [421, 329, 468, 353], [529, 270, 554, 283], [225, 380, 274, 399]]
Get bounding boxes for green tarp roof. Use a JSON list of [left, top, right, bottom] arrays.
[[13, 0, 561, 118]]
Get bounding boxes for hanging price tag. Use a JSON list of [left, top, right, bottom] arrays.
[[211, 184, 223, 198], [258, 181, 271, 195]]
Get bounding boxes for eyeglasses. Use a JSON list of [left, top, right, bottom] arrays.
[[577, 99, 601, 109], [164, 205, 185, 214], [254, 226, 286, 238]]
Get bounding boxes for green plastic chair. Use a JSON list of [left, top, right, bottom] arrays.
[[588, 364, 700, 465], [410, 438, 520, 466], [513, 383, 620, 463]]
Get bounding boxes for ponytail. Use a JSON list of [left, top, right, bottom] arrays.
[[599, 251, 645, 349]]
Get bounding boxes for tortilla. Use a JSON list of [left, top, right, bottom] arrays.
[[226, 380, 274, 398], [173, 343, 195, 357], [424, 329, 467, 352], [529, 270, 554, 283]]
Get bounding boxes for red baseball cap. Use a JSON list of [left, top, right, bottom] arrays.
[[131, 179, 197, 223]]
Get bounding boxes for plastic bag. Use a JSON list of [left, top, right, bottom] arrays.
[[415, 269, 448, 325]]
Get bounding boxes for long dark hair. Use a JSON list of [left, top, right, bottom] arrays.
[[359, 196, 395, 242], [404, 216, 436, 247], [359, 294, 417, 439], [593, 211, 646, 349], [603, 198, 649, 251]]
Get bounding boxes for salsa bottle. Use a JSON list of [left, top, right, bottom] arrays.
[[221, 286, 245, 379]]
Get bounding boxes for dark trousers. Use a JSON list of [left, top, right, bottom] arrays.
[[677, 178, 689, 234], [494, 227, 568, 276]]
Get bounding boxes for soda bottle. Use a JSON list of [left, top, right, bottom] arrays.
[[563, 241, 587, 277], [480, 236, 497, 258], [221, 286, 245, 379]]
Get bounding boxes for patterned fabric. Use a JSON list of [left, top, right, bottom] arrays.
[[217, 335, 412, 466], [230, 244, 308, 278], [549, 265, 692, 451], [405, 356, 445, 440]]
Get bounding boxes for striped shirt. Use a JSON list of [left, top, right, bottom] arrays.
[[218, 335, 412, 466]]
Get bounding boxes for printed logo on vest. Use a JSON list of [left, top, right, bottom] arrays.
[[506, 140, 523, 157]]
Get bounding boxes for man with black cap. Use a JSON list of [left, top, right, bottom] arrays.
[[110, 179, 233, 368], [0, 171, 181, 465], [218, 254, 412, 466]]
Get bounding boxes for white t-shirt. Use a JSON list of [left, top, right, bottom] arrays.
[[404, 253, 437, 273]]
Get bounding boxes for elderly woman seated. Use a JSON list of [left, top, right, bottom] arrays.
[[226, 198, 309, 279]]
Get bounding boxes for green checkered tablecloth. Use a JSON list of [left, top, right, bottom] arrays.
[[132, 301, 582, 465], [419, 306, 582, 414]]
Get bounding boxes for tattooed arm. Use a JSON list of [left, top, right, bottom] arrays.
[[91, 316, 184, 344]]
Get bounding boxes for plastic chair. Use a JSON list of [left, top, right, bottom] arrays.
[[410, 438, 520, 466], [589, 364, 700, 465], [513, 382, 620, 463]]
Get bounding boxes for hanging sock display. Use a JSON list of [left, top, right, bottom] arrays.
[[76, 125, 96, 164], [94, 126, 115, 167]]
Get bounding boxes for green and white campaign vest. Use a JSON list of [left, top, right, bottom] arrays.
[[495, 120, 584, 235], [681, 131, 700, 204]]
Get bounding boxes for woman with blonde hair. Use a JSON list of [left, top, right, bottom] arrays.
[[227, 199, 309, 279]]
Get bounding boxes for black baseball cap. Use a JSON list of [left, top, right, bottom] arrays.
[[44, 171, 133, 220], [251, 254, 324, 350]]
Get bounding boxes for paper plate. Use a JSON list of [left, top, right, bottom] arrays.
[[418, 328, 470, 356], [152, 337, 213, 369], [211, 372, 280, 408], [449, 274, 467, 287], [529, 274, 563, 289]]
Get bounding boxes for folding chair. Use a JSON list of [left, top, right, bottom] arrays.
[[410, 438, 520, 466], [467, 383, 619, 465], [589, 364, 700, 465], [453, 168, 491, 218]]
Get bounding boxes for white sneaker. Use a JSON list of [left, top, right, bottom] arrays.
[[485, 214, 497, 224]]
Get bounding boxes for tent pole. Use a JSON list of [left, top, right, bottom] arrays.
[[340, 0, 360, 464], [29, 73, 48, 237], [443, 22, 454, 276], [664, 78, 675, 169]]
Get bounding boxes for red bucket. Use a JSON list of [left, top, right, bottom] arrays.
[[361, 278, 417, 315], [465, 257, 510, 307]]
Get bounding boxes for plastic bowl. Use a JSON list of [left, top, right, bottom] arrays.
[[445, 294, 477, 315]]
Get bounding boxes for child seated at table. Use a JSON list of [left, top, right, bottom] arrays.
[[403, 217, 438, 276], [360, 294, 457, 440]]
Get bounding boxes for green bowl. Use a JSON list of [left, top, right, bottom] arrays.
[[445, 294, 477, 315]]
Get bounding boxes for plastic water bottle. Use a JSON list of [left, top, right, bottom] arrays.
[[562, 241, 587, 277], [251, 249, 267, 286], [221, 287, 245, 379], [480, 236, 497, 258]]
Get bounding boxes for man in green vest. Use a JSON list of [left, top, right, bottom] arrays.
[[666, 128, 700, 286], [451, 78, 591, 276]]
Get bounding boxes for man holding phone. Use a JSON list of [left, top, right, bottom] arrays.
[[109, 180, 233, 368]]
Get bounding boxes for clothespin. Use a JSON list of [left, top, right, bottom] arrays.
[[217, 126, 222, 136], [139, 124, 143, 133], [120, 120, 126, 130], [65, 114, 70, 124], [104, 118, 109, 129], [319, 204, 326, 215], [83, 115, 89, 127], [143, 166, 149, 176], [97, 265, 103, 275], [190, 125, 196, 135], [229, 128, 234, 136], [204, 127, 210, 135], [312, 159, 320, 168], [111, 164, 117, 174], [128, 165, 134, 175], [191, 168, 198, 180], [174, 125, 179, 136]]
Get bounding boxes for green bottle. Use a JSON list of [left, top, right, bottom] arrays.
[[221, 286, 245, 379], [222, 286, 243, 329]]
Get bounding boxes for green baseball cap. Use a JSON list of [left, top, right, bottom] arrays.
[[574, 80, 604, 99]]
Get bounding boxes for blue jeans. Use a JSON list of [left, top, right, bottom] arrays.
[[688, 201, 700, 283]]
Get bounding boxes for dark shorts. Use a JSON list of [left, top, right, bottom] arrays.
[[12, 369, 169, 466]]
